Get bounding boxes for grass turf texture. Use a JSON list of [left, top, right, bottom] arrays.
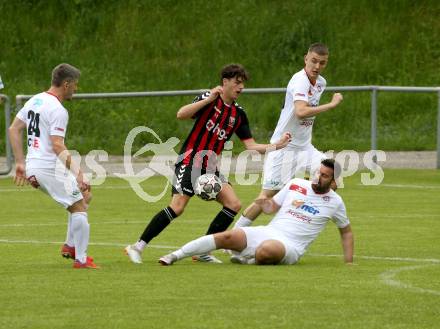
[[0, 170, 439, 329]]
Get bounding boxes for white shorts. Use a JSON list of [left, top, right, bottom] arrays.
[[238, 226, 300, 265], [262, 145, 325, 190], [27, 167, 83, 209]]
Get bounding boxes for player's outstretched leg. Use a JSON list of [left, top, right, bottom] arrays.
[[159, 229, 247, 266]]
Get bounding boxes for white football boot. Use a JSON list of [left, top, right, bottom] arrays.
[[159, 253, 178, 266], [124, 245, 143, 264]]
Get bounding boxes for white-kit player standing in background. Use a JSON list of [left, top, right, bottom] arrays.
[[233, 43, 344, 231], [8, 63, 99, 269]]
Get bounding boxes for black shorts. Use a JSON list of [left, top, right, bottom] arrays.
[[171, 163, 228, 197]]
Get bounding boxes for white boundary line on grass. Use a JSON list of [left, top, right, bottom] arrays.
[[0, 185, 134, 193], [0, 239, 177, 249], [359, 183, 440, 189], [0, 220, 209, 227], [307, 253, 440, 264], [379, 264, 440, 296]]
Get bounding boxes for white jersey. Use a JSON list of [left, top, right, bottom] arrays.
[[16, 92, 68, 169], [270, 178, 349, 257], [0, 75, 4, 89], [270, 69, 326, 148]]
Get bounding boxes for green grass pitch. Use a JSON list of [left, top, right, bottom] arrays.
[[0, 169, 439, 329]]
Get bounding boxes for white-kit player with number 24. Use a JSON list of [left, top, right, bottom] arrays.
[[233, 43, 344, 231], [8, 63, 99, 269]]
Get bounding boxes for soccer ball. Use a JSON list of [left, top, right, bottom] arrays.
[[195, 173, 222, 201]]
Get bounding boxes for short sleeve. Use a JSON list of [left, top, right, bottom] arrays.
[[191, 91, 211, 119], [192, 91, 210, 104], [234, 109, 252, 140], [291, 75, 309, 102], [49, 109, 68, 137], [0, 75, 4, 89], [332, 199, 350, 228], [272, 179, 293, 206], [15, 107, 27, 123]]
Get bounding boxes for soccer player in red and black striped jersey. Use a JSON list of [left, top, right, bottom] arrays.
[[125, 64, 291, 264]]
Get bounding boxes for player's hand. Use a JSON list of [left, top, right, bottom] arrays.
[[254, 197, 274, 214], [209, 86, 223, 100], [331, 93, 343, 107], [13, 163, 28, 186], [76, 172, 91, 192], [274, 132, 292, 150]]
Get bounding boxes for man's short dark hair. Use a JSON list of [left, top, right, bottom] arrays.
[[220, 64, 249, 83], [308, 43, 329, 56], [321, 158, 341, 179], [51, 63, 81, 87]]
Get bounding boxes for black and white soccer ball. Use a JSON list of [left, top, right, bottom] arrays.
[[195, 173, 223, 201]]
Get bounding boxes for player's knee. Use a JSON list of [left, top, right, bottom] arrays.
[[225, 199, 241, 213], [169, 194, 190, 216], [170, 206, 184, 217], [68, 199, 87, 213], [83, 191, 92, 205], [215, 231, 234, 247], [169, 204, 185, 216], [255, 240, 285, 265]]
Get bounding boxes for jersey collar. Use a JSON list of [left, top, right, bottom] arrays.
[[45, 91, 62, 103]]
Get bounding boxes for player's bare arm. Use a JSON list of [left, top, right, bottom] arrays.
[[295, 93, 343, 119], [50, 135, 89, 192], [176, 86, 223, 120], [242, 132, 292, 154], [339, 224, 354, 264], [254, 197, 281, 214], [8, 117, 28, 186]]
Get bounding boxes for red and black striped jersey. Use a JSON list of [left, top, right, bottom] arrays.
[[177, 91, 252, 169]]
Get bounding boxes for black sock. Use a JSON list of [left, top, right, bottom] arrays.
[[205, 207, 237, 235], [139, 207, 178, 244]]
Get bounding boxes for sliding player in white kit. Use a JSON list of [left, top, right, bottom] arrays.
[[233, 43, 344, 231], [8, 63, 99, 269], [159, 159, 354, 266]]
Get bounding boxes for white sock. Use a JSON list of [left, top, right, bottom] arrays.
[[173, 235, 216, 260], [65, 212, 74, 247], [233, 215, 253, 229], [134, 240, 147, 252], [71, 212, 90, 264]]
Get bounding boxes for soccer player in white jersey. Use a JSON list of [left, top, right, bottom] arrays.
[[8, 63, 99, 269], [233, 43, 344, 231], [159, 159, 354, 266]]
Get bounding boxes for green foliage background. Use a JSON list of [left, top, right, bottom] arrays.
[[1, 0, 439, 154]]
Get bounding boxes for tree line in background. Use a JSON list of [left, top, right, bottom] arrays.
[[0, 0, 439, 154]]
